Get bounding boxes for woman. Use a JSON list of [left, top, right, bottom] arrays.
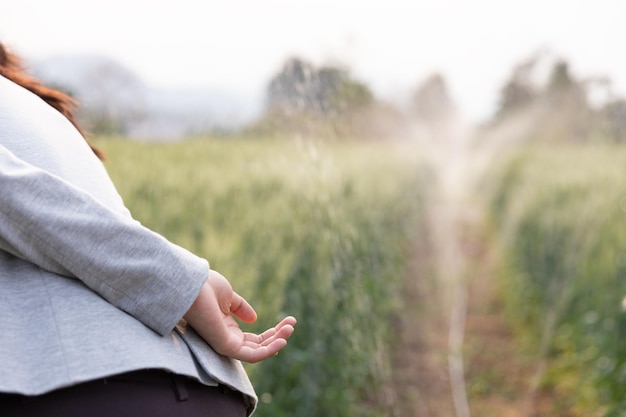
[[0, 43, 296, 416]]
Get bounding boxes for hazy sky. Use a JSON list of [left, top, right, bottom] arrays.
[[1, 0, 624, 121]]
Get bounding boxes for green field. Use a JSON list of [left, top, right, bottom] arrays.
[[488, 144, 626, 416], [97, 137, 428, 417], [95, 135, 626, 416]]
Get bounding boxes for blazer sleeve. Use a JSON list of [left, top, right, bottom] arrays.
[[0, 145, 208, 336]]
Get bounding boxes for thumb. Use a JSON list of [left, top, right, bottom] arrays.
[[230, 292, 258, 323]]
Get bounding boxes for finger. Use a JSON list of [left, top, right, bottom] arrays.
[[230, 292, 257, 323], [259, 324, 295, 347], [276, 316, 297, 329], [261, 316, 296, 342], [274, 323, 295, 340], [261, 316, 296, 330], [244, 316, 297, 344], [242, 323, 295, 348], [235, 338, 289, 363], [243, 322, 283, 345], [254, 316, 296, 339]]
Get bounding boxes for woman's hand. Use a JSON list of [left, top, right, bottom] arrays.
[[184, 269, 296, 363]]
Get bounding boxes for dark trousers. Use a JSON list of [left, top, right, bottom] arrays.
[[0, 370, 248, 417]]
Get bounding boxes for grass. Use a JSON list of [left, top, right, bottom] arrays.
[[487, 143, 626, 416], [96, 136, 428, 417]]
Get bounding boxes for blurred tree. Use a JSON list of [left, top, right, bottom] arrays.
[[78, 59, 146, 135], [542, 60, 592, 140], [411, 73, 457, 123], [600, 99, 626, 141], [251, 57, 394, 139], [495, 55, 539, 118], [266, 57, 373, 117], [545, 59, 587, 108], [547, 60, 575, 92], [331, 75, 374, 115], [492, 53, 605, 142], [34, 55, 146, 136]]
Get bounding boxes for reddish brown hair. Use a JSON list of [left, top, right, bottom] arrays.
[[0, 43, 105, 160]]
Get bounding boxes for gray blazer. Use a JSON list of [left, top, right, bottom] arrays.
[[0, 75, 256, 412]]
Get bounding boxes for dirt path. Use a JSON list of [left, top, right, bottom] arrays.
[[391, 116, 550, 417]]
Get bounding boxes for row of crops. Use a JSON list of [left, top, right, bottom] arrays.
[[487, 144, 626, 416], [98, 137, 429, 417], [97, 135, 625, 416]]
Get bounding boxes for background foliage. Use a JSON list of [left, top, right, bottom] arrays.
[[487, 145, 626, 416], [98, 137, 428, 417], [84, 47, 626, 417]]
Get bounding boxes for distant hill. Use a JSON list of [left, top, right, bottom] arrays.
[[29, 54, 261, 139]]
